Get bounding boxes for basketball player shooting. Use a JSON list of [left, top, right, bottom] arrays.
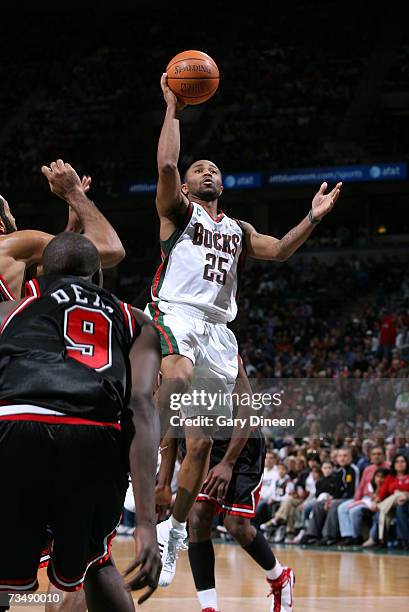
[[148, 73, 342, 587]]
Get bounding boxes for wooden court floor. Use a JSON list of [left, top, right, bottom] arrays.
[[12, 539, 409, 611]]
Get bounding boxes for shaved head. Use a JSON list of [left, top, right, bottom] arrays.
[[43, 233, 100, 278], [184, 159, 221, 181]]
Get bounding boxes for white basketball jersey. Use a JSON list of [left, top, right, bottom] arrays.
[[151, 202, 246, 322]]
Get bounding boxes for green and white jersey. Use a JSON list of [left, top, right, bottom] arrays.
[[151, 202, 246, 323]]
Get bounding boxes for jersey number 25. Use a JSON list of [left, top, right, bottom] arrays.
[[203, 254, 228, 286]]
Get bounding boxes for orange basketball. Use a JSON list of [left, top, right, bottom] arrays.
[[166, 50, 220, 105]]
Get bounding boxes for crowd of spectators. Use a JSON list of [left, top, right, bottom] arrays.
[[229, 252, 409, 550], [251, 444, 409, 550]]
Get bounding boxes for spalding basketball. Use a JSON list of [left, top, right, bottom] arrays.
[[166, 50, 220, 105]]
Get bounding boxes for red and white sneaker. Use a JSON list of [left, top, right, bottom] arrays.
[[202, 609, 221, 612], [267, 567, 295, 611]]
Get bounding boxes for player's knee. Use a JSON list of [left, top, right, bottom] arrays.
[[161, 357, 194, 388], [185, 436, 213, 461], [85, 557, 114, 583], [189, 504, 213, 541], [224, 515, 253, 544]]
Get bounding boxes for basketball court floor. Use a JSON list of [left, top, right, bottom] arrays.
[[11, 539, 409, 611]]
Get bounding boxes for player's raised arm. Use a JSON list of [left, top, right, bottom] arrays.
[[123, 309, 162, 603], [64, 174, 91, 233], [41, 160, 125, 268], [241, 182, 342, 261], [156, 74, 189, 232]]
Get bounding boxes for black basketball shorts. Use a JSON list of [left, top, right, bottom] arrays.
[[197, 434, 266, 518], [0, 419, 128, 592]]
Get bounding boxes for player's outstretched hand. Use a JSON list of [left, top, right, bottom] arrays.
[[41, 159, 84, 201], [311, 181, 342, 221], [160, 73, 186, 112], [203, 461, 233, 503], [123, 524, 161, 604]]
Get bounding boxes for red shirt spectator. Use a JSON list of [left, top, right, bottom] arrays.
[[354, 460, 390, 500], [380, 314, 396, 347], [378, 474, 409, 501]]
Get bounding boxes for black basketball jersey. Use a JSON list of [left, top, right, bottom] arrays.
[[0, 274, 15, 302], [0, 274, 139, 426]]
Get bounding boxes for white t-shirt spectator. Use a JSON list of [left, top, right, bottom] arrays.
[[305, 471, 317, 496], [396, 391, 409, 412], [396, 330, 409, 352], [271, 475, 293, 501], [260, 467, 278, 501], [260, 467, 279, 502]]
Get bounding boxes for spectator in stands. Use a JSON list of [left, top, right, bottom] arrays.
[[378, 310, 397, 361], [395, 381, 409, 413], [259, 463, 294, 541], [386, 442, 397, 463], [337, 446, 390, 545], [356, 439, 375, 474], [394, 433, 409, 459], [301, 461, 336, 544], [362, 467, 390, 548], [396, 327, 409, 360], [254, 450, 279, 528], [287, 465, 322, 544], [301, 448, 359, 546], [375, 453, 409, 548]]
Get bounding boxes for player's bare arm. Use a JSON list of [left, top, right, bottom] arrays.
[[155, 431, 179, 520], [241, 181, 342, 261], [0, 229, 54, 297], [0, 299, 24, 325], [123, 310, 162, 604], [156, 74, 189, 240], [64, 174, 91, 232], [41, 159, 125, 268]]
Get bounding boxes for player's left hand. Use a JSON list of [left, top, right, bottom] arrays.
[[41, 159, 84, 201], [123, 524, 161, 604], [311, 181, 342, 221], [204, 462, 233, 502]]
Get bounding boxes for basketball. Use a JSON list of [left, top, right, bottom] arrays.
[[166, 50, 220, 105]]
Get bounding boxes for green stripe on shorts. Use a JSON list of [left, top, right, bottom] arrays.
[[148, 303, 180, 356]]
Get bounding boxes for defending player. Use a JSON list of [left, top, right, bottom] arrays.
[[157, 358, 294, 611], [0, 233, 161, 611], [148, 73, 342, 586], [0, 159, 124, 301]]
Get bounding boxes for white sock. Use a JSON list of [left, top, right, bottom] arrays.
[[197, 588, 218, 610], [170, 515, 187, 532], [266, 560, 283, 580]]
